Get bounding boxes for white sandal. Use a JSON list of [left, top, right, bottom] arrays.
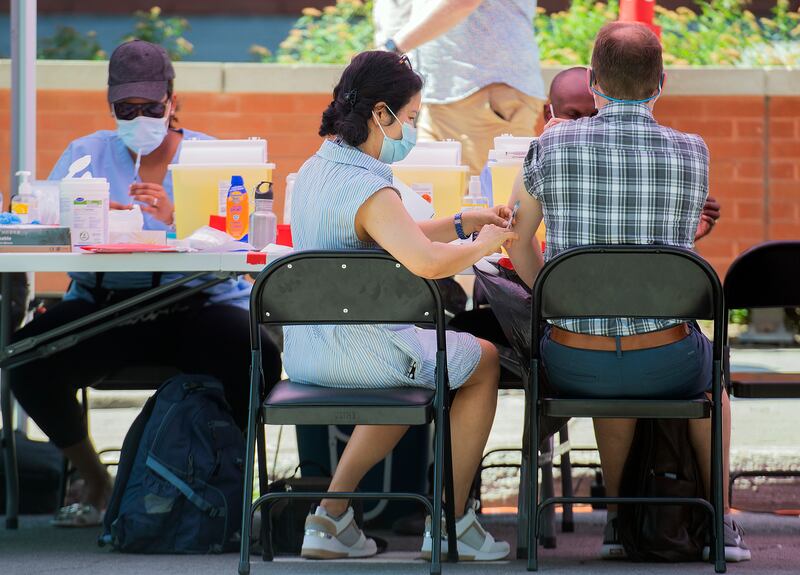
[[51, 503, 104, 528]]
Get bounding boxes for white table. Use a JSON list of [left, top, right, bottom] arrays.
[[0, 250, 268, 528]]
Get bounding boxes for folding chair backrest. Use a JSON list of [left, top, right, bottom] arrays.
[[535, 246, 721, 321], [251, 250, 442, 330], [724, 241, 800, 309]]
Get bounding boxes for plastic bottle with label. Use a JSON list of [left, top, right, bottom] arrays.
[[225, 175, 249, 240], [462, 175, 489, 212], [11, 171, 38, 224], [249, 181, 277, 250]]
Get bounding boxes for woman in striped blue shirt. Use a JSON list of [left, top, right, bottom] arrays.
[[286, 51, 517, 562]]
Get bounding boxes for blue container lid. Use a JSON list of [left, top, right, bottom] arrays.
[[230, 175, 244, 187]]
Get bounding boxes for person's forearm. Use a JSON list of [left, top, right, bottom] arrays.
[[418, 216, 460, 243], [393, 0, 483, 52], [417, 240, 487, 279]]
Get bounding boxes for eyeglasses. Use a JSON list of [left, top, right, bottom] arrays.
[[113, 101, 168, 121]]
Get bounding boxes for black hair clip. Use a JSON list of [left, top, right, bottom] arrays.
[[343, 89, 358, 109]]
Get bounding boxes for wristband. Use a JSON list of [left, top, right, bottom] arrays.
[[454, 212, 469, 240]]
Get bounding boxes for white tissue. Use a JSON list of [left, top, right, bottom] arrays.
[[109, 204, 144, 233], [186, 226, 254, 252]]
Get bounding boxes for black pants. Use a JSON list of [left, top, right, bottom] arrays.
[[9, 297, 281, 449]]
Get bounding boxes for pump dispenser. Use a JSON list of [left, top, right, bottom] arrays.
[[249, 181, 277, 250], [462, 175, 488, 212], [11, 171, 37, 223]]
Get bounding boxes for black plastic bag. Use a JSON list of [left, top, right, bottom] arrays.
[[472, 260, 568, 444]]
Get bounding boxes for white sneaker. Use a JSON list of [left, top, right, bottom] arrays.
[[300, 506, 377, 560], [420, 503, 510, 561], [703, 516, 752, 562]]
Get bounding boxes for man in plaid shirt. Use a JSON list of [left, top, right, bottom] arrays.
[[506, 22, 750, 563]]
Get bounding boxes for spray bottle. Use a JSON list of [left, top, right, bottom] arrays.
[[225, 175, 249, 240], [249, 181, 277, 250]]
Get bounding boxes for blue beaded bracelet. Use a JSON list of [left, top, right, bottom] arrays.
[[454, 212, 469, 240]]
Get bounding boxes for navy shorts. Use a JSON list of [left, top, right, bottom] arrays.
[[541, 323, 712, 399]]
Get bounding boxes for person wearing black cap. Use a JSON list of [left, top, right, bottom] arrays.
[[9, 40, 282, 527]]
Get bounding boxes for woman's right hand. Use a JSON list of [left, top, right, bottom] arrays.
[[474, 224, 518, 256]]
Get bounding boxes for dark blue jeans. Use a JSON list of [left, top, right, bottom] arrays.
[[541, 323, 712, 399]]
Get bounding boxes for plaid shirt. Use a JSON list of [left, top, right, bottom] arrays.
[[524, 103, 709, 336]]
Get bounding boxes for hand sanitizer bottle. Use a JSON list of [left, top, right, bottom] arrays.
[[462, 175, 489, 212], [11, 171, 38, 224]]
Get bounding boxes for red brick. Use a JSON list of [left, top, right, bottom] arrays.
[[734, 200, 764, 220], [769, 141, 799, 160], [673, 119, 734, 138], [695, 240, 736, 259], [708, 181, 764, 199], [770, 120, 797, 139], [769, 201, 799, 222], [768, 222, 800, 240], [771, 182, 800, 201], [709, 221, 764, 241], [702, 98, 764, 119], [706, 139, 763, 160], [652, 97, 704, 117], [734, 120, 764, 139], [770, 162, 798, 180], [179, 93, 241, 114], [770, 97, 800, 119], [735, 161, 764, 180]]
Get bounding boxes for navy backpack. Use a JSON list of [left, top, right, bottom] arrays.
[[100, 374, 245, 554]]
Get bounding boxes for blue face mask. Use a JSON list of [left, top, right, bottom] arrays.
[[115, 109, 169, 156], [589, 70, 664, 105], [373, 105, 417, 164]]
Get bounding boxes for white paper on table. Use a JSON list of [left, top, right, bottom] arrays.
[[260, 243, 294, 258], [393, 177, 435, 221]]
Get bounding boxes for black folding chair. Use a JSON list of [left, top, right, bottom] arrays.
[[526, 245, 727, 573], [724, 241, 800, 501], [239, 250, 458, 575]]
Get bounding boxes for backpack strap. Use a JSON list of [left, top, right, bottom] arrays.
[[146, 456, 223, 518]]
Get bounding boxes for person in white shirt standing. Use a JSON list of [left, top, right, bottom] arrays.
[[380, 0, 546, 175]]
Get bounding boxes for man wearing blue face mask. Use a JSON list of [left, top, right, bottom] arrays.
[[9, 40, 282, 528]]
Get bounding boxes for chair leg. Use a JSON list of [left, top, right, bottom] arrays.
[[238, 352, 262, 575], [527, 361, 540, 571], [558, 427, 575, 533], [442, 409, 459, 563], [540, 437, 556, 549], [712, 360, 726, 573], [516, 409, 530, 559], [1, 274, 19, 529], [256, 423, 271, 561], [430, 399, 445, 574]]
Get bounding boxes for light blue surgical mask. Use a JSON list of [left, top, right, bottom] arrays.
[[373, 105, 417, 164], [115, 111, 169, 156], [589, 70, 664, 105]]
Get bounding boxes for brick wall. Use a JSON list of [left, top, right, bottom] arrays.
[[1, 89, 798, 292]]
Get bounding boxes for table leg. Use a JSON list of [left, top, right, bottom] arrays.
[[1, 273, 19, 528]]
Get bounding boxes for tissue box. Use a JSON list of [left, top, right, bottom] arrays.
[[109, 230, 168, 245], [0, 225, 71, 252]]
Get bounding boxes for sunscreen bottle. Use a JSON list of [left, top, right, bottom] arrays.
[[225, 175, 249, 240]]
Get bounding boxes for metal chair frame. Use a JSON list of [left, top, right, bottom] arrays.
[[239, 250, 458, 575], [526, 245, 727, 573]]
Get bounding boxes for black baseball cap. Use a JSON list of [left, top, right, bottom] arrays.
[[108, 40, 175, 103]]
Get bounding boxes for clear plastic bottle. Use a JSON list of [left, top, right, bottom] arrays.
[[462, 175, 489, 212], [11, 171, 38, 224], [249, 181, 277, 250]]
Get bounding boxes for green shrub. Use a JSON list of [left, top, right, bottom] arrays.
[[39, 26, 106, 60], [534, 0, 618, 66], [123, 6, 194, 61], [254, 0, 374, 64]]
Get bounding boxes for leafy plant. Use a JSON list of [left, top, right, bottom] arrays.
[[256, 0, 375, 64], [123, 6, 194, 61], [39, 26, 106, 60], [534, 0, 618, 66]]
